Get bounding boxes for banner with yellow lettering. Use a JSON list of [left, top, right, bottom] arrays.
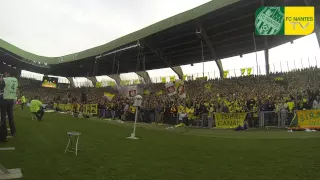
[[240, 68, 246, 76], [223, 70, 229, 79], [214, 113, 247, 128], [247, 68, 252, 75], [297, 109, 320, 128]]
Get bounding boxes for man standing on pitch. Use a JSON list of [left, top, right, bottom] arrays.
[[1, 72, 18, 137]]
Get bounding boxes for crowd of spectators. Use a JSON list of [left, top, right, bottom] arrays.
[[17, 67, 320, 126]]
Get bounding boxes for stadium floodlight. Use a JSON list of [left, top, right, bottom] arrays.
[[127, 95, 142, 140]]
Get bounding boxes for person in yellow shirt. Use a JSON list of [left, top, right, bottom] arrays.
[[21, 95, 26, 110], [30, 96, 44, 121], [186, 105, 195, 124]]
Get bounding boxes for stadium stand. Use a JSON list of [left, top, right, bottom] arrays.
[[11, 66, 319, 128]]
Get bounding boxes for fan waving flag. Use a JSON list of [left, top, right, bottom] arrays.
[[104, 93, 115, 101]]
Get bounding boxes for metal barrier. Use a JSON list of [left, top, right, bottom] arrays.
[[259, 111, 294, 127], [96, 109, 296, 128]]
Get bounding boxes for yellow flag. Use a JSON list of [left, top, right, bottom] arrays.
[[134, 79, 140, 84], [170, 76, 175, 82], [96, 82, 102, 88], [104, 93, 115, 101], [143, 90, 150, 95], [205, 84, 212, 90], [240, 68, 246, 76], [121, 80, 130, 86], [108, 81, 116, 87], [183, 75, 187, 81], [156, 90, 163, 96], [223, 70, 229, 79], [247, 68, 252, 75], [161, 77, 166, 83]]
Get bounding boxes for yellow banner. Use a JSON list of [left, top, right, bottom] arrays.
[[215, 113, 247, 128], [196, 76, 207, 81], [121, 80, 130, 86], [108, 81, 116, 87], [240, 68, 246, 76], [183, 75, 187, 81], [170, 76, 175, 82], [143, 89, 150, 95], [223, 70, 229, 79], [104, 93, 115, 101], [96, 82, 102, 88], [205, 84, 212, 90], [161, 77, 167, 83], [133, 79, 140, 84], [156, 90, 163, 96], [53, 103, 98, 115], [247, 68, 252, 75], [297, 109, 320, 128]]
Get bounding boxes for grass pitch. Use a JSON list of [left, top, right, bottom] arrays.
[[1, 110, 320, 180]]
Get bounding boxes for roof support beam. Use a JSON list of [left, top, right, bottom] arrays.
[[136, 71, 151, 84], [87, 77, 97, 86], [141, 40, 183, 79], [108, 74, 121, 91], [264, 36, 269, 75], [196, 23, 223, 78], [171, 66, 184, 80], [66, 77, 76, 88]]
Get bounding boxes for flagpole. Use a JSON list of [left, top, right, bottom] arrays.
[[252, 32, 259, 75], [201, 40, 204, 77]]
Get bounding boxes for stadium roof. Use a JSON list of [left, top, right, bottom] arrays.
[[1, 0, 319, 77]]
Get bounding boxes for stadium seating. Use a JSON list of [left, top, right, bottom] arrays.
[[17, 67, 320, 127]]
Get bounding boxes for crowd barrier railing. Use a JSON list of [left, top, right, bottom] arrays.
[[259, 111, 294, 128], [51, 105, 320, 129]]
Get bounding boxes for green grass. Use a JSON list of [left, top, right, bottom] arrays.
[[1, 109, 320, 180]]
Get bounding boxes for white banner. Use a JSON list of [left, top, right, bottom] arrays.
[[121, 85, 141, 98], [175, 79, 186, 99], [165, 82, 176, 96]]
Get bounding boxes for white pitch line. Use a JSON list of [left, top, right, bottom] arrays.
[[0, 147, 15, 151]]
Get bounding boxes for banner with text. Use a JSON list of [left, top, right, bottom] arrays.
[[297, 109, 320, 128], [215, 113, 247, 128]]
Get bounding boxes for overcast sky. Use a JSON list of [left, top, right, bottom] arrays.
[[0, 0, 210, 57]]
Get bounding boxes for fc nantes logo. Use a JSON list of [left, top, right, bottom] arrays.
[[255, 7, 284, 35], [256, 6, 314, 35]]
